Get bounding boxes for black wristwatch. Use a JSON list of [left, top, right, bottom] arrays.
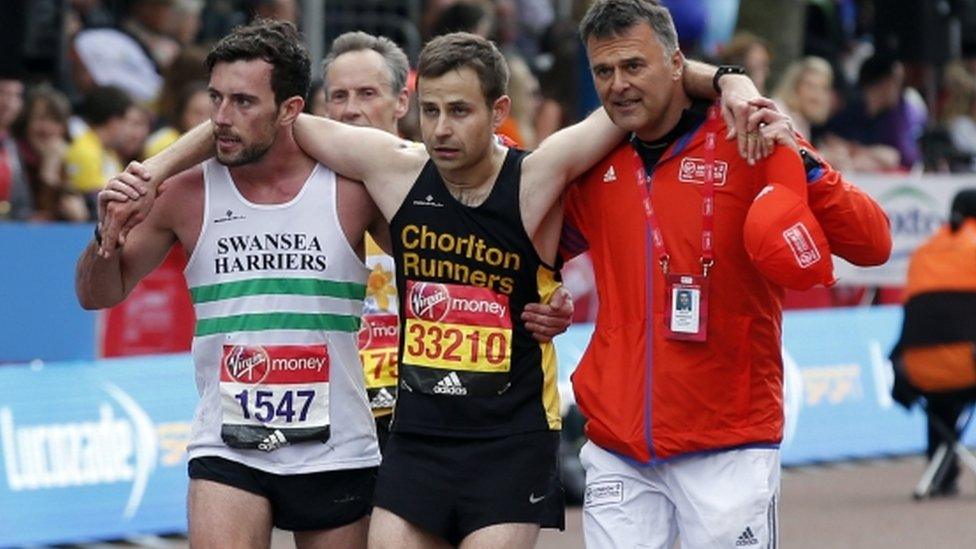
[[712, 65, 747, 94], [799, 148, 825, 177]]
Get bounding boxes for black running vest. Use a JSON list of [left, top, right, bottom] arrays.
[[389, 148, 562, 437]]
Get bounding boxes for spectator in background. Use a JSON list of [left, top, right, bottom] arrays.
[[497, 54, 541, 148], [122, 0, 182, 70], [156, 47, 208, 128], [773, 56, 834, 140], [720, 31, 772, 94], [64, 85, 134, 220], [120, 105, 152, 164], [940, 62, 976, 163], [11, 85, 87, 221], [430, 2, 495, 39], [0, 77, 31, 221], [891, 189, 976, 497], [253, 0, 300, 25], [145, 81, 209, 158], [823, 55, 925, 171], [170, 0, 204, 46], [534, 20, 580, 141]]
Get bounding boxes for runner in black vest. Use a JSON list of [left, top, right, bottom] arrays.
[[391, 148, 561, 437]]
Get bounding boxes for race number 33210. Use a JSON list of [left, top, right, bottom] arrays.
[[403, 281, 512, 373]]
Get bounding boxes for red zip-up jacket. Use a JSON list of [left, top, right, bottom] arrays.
[[561, 116, 891, 462]]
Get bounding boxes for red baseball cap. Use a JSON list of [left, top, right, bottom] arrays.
[[743, 147, 836, 290]]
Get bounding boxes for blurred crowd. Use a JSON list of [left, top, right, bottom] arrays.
[[3, 0, 976, 223]]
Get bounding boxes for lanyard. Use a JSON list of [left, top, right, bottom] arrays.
[[634, 104, 719, 277]]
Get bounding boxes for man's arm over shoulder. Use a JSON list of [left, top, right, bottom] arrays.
[[293, 114, 425, 218], [803, 142, 892, 266], [521, 108, 626, 233]]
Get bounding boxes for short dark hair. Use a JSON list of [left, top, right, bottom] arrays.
[[579, 0, 678, 59], [858, 55, 899, 88], [205, 18, 310, 105], [417, 32, 508, 106], [323, 31, 409, 93], [81, 85, 133, 126]]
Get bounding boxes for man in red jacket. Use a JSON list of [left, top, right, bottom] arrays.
[[563, 2, 892, 547]]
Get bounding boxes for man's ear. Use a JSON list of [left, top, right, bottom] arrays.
[[394, 87, 410, 120], [672, 50, 685, 82], [278, 96, 305, 125], [491, 95, 512, 130]]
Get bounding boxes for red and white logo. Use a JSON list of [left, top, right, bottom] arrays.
[[357, 322, 372, 350], [678, 158, 728, 186], [224, 345, 270, 384], [782, 222, 821, 268], [408, 282, 450, 322]]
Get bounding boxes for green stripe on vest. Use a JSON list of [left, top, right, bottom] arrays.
[[195, 312, 361, 336], [190, 278, 366, 303]]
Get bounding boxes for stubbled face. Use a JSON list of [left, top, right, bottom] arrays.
[[586, 22, 682, 137], [418, 66, 501, 173], [325, 49, 406, 133], [208, 59, 281, 166], [796, 70, 832, 125], [0, 80, 24, 132]]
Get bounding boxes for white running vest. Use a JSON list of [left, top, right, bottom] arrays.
[[184, 160, 379, 474]]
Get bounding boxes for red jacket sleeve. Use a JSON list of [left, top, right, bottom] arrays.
[[801, 139, 892, 266]]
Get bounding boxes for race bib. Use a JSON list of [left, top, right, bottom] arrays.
[[219, 344, 330, 451], [359, 313, 399, 410], [401, 280, 512, 397]]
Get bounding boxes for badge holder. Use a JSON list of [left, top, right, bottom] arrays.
[[662, 257, 710, 342]]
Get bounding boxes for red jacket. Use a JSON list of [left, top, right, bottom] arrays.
[[562, 117, 891, 462]]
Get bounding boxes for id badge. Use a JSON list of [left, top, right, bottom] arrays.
[[663, 273, 708, 341]]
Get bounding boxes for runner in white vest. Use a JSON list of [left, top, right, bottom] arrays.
[[185, 158, 378, 471]]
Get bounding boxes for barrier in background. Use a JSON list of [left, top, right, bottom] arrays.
[[0, 223, 96, 362], [834, 174, 976, 286], [0, 355, 196, 546], [2, 309, 973, 545]]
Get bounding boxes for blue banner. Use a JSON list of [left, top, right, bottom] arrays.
[[0, 355, 196, 546], [0, 223, 97, 363]]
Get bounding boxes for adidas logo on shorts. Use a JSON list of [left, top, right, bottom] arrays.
[[603, 165, 617, 182], [370, 388, 396, 409], [258, 429, 288, 452], [432, 372, 467, 396], [735, 526, 759, 546]]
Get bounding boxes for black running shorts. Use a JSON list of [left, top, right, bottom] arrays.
[[372, 430, 565, 545], [188, 456, 377, 531]]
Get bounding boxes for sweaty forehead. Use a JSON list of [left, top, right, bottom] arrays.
[[210, 59, 274, 95], [587, 24, 661, 63], [417, 67, 485, 104]]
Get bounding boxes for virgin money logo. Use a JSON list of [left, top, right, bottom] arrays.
[[224, 345, 270, 384], [409, 282, 450, 322], [782, 223, 821, 268], [358, 322, 372, 350], [678, 158, 728, 186]]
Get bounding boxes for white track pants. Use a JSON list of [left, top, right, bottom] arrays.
[[580, 441, 780, 549]]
